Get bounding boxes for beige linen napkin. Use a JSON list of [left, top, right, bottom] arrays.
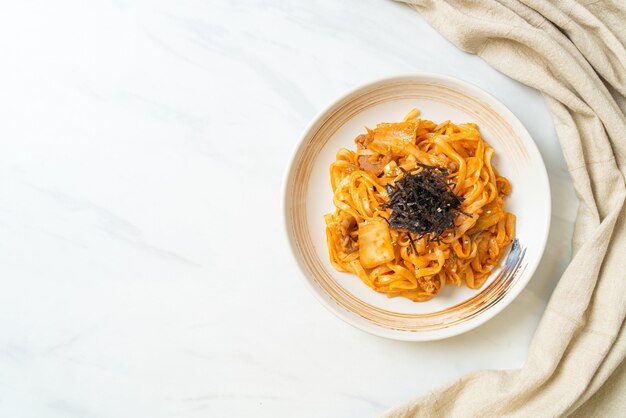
[[385, 1, 626, 417]]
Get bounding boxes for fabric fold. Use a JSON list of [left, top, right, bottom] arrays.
[[385, 1, 626, 416]]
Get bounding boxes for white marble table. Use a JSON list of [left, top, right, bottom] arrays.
[[0, 1, 577, 417]]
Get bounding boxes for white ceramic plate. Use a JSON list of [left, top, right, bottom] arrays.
[[283, 74, 550, 341]]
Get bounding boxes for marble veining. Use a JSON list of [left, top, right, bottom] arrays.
[[0, 0, 576, 417]]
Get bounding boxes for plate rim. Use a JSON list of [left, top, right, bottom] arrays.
[[282, 72, 551, 341]]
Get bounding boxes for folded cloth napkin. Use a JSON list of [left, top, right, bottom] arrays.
[[384, 1, 626, 417]]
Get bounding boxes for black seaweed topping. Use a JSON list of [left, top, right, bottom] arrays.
[[381, 163, 471, 244]]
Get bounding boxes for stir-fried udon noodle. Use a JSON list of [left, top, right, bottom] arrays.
[[324, 109, 516, 302]]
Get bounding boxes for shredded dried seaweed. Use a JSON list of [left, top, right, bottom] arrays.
[[381, 163, 471, 244]]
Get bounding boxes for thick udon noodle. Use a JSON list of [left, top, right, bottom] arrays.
[[324, 110, 515, 302]]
